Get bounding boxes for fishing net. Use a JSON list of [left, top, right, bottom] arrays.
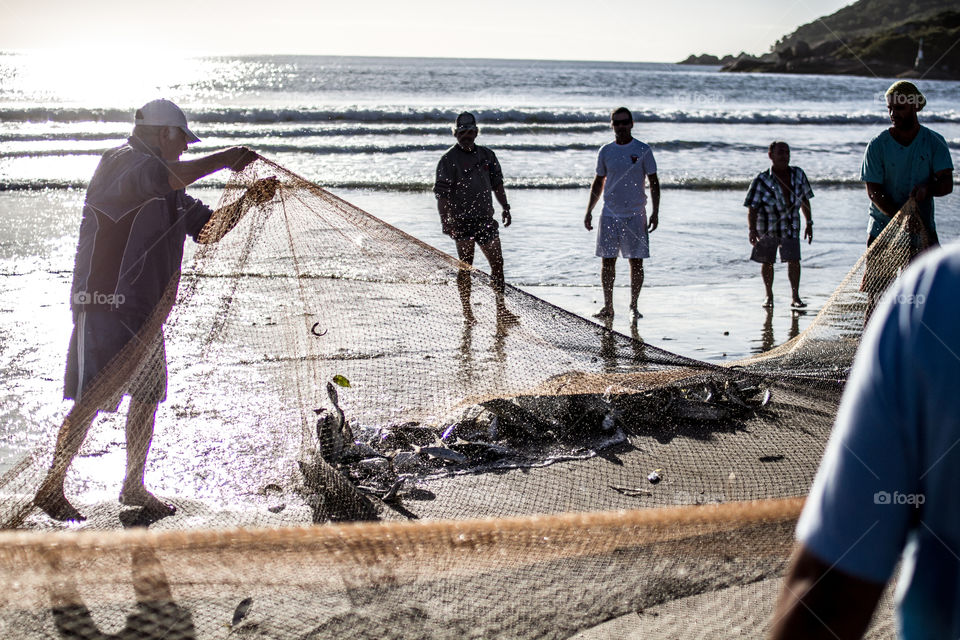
[[0, 158, 931, 638]]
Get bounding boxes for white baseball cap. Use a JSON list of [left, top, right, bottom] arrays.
[[134, 99, 200, 143]]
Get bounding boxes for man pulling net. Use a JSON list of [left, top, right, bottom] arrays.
[[34, 99, 277, 522]]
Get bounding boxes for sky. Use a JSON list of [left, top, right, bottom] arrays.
[[1, 0, 854, 62]]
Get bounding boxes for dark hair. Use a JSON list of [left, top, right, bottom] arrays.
[[611, 107, 632, 122], [768, 140, 789, 153]]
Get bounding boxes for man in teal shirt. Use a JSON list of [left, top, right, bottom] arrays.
[[861, 81, 953, 246]]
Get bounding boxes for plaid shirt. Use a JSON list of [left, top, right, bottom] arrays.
[[743, 166, 813, 239]]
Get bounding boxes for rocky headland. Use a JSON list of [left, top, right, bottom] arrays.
[[681, 0, 960, 80]]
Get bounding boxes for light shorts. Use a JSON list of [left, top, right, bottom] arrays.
[[750, 234, 801, 264], [595, 214, 650, 259]]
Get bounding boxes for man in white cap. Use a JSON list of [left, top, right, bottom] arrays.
[[34, 98, 273, 522]]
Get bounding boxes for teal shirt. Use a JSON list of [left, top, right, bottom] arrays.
[[860, 125, 953, 240]]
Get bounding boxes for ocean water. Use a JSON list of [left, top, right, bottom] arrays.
[[1, 54, 959, 473]]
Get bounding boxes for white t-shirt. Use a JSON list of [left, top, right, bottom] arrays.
[[595, 138, 657, 217]]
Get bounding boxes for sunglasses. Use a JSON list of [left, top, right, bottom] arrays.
[[611, 118, 631, 126]]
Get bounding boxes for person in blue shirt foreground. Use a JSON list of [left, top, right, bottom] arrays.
[[770, 244, 960, 639]]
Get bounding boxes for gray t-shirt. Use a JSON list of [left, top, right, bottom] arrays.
[[434, 144, 504, 225]]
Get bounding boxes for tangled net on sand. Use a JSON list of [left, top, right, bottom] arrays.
[[0, 159, 930, 638]]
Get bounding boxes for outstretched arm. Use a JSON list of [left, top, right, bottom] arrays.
[[166, 147, 258, 191], [196, 176, 279, 244], [584, 175, 605, 230]]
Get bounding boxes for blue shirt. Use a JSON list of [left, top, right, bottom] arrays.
[[70, 136, 213, 318], [797, 244, 960, 639], [860, 125, 953, 240]]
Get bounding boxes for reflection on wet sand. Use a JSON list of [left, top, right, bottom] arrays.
[[47, 510, 195, 640], [754, 307, 803, 355], [457, 307, 511, 384], [598, 318, 647, 373]]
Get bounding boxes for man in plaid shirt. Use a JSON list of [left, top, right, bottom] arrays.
[[744, 141, 814, 308]]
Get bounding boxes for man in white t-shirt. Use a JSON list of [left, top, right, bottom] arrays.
[[584, 107, 660, 321]]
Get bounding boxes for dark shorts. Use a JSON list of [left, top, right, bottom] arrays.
[[750, 235, 801, 264], [64, 310, 167, 410], [450, 217, 499, 245]]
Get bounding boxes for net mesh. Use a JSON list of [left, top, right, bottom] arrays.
[[0, 158, 931, 638]]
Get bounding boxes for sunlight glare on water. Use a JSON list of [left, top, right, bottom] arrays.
[[4, 49, 206, 106]]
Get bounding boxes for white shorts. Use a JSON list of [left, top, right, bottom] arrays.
[[595, 214, 649, 259]]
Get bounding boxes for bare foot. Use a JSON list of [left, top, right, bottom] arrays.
[[763, 297, 774, 308], [34, 487, 86, 522], [592, 307, 614, 319], [629, 306, 643, 320], [462, 307, 477, 325], [791, 299, 807, 309], [120, 488, 176, 517]]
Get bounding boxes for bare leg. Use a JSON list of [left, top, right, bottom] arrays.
[[478, 237, 518, 324], [628, 258, 644, 318], [761, 263, 774, 307], [35, 412, 97, 521], [788, 261, 805, 307], [595, 258, 616, 318], [120, 398, 174, 516], [454, 238, 477, 324]]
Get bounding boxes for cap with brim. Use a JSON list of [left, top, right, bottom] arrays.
[[135, 99, 201, 143], [454, 112, 478, 133]]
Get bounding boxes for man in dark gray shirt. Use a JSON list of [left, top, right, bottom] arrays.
[[434, 112, 516, 325]]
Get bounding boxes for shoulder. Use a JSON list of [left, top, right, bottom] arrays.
[[477, 145, 499, 160], [866, 130, 891, 148], [631, 139, 652, 153], [919, 125, 949, 147], [105, 142, 159, 167], [437, 145, 459, 163], [598, 141, 616, 155]]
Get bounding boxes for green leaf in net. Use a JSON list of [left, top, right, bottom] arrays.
[[332, 375, 351, 388]]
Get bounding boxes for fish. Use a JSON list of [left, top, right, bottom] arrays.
[[232, 597, 253, 627], [418, 446, 468, 465]]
